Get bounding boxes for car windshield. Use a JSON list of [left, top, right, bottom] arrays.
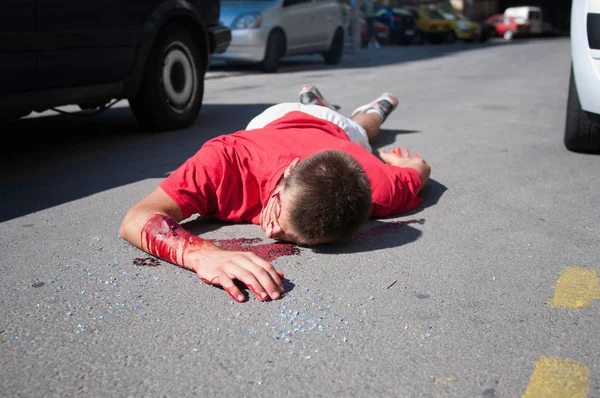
[[392, 8, 412, 16], [438, 10, 457, 20], [424, 9, 444, 20]]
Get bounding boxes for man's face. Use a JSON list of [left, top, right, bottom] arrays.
[[260, 185, 305, 244]]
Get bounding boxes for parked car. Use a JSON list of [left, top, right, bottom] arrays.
[[564, 0, 600, 153], [213, 0, 345, 73], [0, 0, 230, 131], [360, 14, 391, 47], [373, 6, 418, 45], [437, 8, 481, 43], [406, 5, 453, 44], [504, 6, 543, 36], [342, 5, 389, 48], [485, 14, 519, 40]]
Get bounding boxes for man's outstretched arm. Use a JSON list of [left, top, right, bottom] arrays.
[[119, 187, 284, 302]]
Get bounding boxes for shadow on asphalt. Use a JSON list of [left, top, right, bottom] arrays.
[[208, 37, 537, 77], [309, 178, 446, 255], [371, 128, 421, 150], [404, 179, 448, 216], [311, 220, 423, 255], [0, 103, 276, 222]]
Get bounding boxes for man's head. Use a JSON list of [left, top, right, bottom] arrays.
[[260, 150, 372, 245]]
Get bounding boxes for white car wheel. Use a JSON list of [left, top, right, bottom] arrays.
[[564, 65, 600, 153]]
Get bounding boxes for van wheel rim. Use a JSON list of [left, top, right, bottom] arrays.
[[162, 44, 194, 108]]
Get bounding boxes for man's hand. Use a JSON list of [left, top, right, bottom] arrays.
[[194, 248, 285, 303], [119, 189, 285, 303], [379, 147, 431, 189]]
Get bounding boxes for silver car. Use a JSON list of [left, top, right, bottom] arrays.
[[213, 0, 345, 73]]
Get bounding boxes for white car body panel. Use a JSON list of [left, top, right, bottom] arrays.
[[213, 0, 343, 64], [571, 0, 600, 115]]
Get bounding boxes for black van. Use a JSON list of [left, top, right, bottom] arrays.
[[0, 0, 230, 131]]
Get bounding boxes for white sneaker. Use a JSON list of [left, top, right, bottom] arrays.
[[351, 93, 399, 123], [298, 84, 335, 110]]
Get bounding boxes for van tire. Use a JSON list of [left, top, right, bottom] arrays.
[[129, 24, 204, 131], [261, 30, 285, 73], [564, 65, 600, 153], [323, 28, 344, 65]]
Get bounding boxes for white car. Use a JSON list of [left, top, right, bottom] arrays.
[[565, 0, 600, 153], [213, 0, 345, 73]]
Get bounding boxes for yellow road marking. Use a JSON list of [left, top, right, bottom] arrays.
[[523, 356, 590, 398], [549, 266, 600, 309]]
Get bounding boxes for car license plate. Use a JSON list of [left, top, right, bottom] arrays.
[[437, 25, 445, 31], [405, 29, 414, 35], [377, 32, 387, 38]]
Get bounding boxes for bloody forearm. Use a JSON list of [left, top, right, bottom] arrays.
[[141, 214, 216, 271]]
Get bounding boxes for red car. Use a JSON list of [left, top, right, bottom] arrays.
[[485, 13, 529, 40]]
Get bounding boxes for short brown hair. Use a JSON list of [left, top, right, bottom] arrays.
[[283, 150, 372, 244]]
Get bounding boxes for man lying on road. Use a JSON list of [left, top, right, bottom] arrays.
[[119, 85, 431, 303]]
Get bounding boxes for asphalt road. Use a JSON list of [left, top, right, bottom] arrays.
[[2, 37, 599, 397]]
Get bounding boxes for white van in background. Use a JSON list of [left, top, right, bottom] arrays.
[[504, 6, 543, 35]]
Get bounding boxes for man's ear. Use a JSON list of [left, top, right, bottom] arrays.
[[283, 158, 301, 178]]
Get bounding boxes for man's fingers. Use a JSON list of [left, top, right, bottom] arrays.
[[255, 258, 285, 294], [404, 148, 410, 158], [231, 256, 283, 300], [247, 263, 283, 300], [414, 153, 420, 158], [217, 274, 246, 303], [239, 252, 285, 293]]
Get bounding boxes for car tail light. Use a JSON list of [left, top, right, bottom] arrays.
[[391, 16, 404, 23]]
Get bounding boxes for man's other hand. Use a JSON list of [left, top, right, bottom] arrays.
[[379, 147, 431, 188]]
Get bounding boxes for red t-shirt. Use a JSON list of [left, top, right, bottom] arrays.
[[159, 111, 423, 224]]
